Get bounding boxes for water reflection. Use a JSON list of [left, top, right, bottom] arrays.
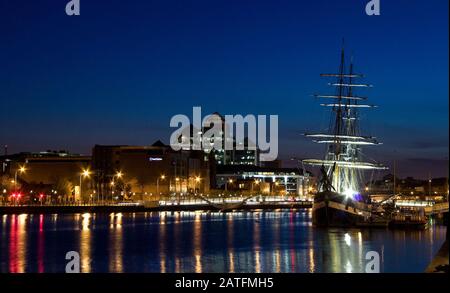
[[9, 214, 27, 273], [108, 213, 123, 273], [174, 212, 181, 273], [37, 214, 45, 273], [273, 214, 281, 273], [80, 213, 91, 273], [253, 213, 261, 273], [227, 213, 235, 273], [308, 248, 314, 273], [159, 212, 167, 273], [0, 211, 447, 273], [193, 213, 202, 273]]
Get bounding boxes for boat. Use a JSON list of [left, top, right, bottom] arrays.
[[303, 44, 388, 227], [312, 189, 372, 227], [193, 193, 256, 212], [389, 210, 428, 229]]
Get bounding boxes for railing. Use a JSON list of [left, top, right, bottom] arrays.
[[158, 196, 312, 207], [0, 202, 143, 207], [0, 196, 312, 208], [424, 202, 449, 215]]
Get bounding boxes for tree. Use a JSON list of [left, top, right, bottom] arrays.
[[53, 177, 73, 203], [1, 174, 19, 191]]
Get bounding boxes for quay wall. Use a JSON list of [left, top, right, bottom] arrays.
[[0, 202, 312, 215]]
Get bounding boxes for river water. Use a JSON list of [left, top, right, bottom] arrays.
[[0, 210, 446, 273]]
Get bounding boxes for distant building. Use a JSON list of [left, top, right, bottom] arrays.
[[92, 141, 210, 199], [202, 113, 229, 165], [367, 174, 449, 202], [173, 112, 262, 189], [202, 112, 260, 166], [260, 159, 282, 169], [215, 164, 313, 198], [0, 151, 91, 201]]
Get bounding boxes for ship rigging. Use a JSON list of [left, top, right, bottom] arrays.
[[303, 46, 387, 196]]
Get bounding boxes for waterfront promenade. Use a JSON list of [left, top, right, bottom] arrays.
[[0, 197, 313, 214]]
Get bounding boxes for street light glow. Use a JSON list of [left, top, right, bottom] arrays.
[[344, 188, 356, 199]]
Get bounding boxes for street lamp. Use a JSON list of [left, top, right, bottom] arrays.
[[14, 165, 27, 193], [110, 171, 124, 203], [272, 181, 279, 196], [157, 175, 166, 195], [194, 176, 201, 194], [225, 179, 233, 192], [175, 177, 180, 193], [251, 179, 260, 193], [80, 169, 90, 203]]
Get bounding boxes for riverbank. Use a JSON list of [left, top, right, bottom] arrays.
[[1, 210, 446, 272], [0, 201, 312, 215], [425, 240, 449, 273]]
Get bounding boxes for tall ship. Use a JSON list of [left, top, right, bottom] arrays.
[[303, 46, 388, 227]]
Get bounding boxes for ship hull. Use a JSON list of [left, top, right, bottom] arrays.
[[312, 193, 371, 227], [388, 220, 427, 230]]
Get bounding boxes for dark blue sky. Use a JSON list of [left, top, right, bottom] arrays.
[[0, 0, 448, 178]]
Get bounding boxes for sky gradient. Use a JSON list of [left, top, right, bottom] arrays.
[[0, 0, 448, 178]]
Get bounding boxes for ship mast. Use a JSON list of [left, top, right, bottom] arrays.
[[303, 46, 387, 195]]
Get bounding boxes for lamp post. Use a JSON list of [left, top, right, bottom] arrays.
[[110, 171, 123, 203], [157, 175, 166, 200], [14, 166, 26, 193], [194, 176, 201, 194], [225, 179, 233, 192], [175, 177, 180, 202], [272, 181, 279, 196], [428, 172, 432, 197], [110, 181, 115, 203], [251, 179, 260, 194], [80, 169, 90, 204], [12, 166, 26, 206]]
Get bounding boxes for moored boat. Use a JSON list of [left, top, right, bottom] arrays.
[[302, 45, 388, 227], [389, 212, 428, 230]]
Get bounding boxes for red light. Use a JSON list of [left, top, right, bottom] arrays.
[[12, 193, 16, 198], [39, 194, 44, 198], [17, 193, 22, 198]]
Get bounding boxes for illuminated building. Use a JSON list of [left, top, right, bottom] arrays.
[[92, 141, 210, 199], [215, 165, 313, 198]]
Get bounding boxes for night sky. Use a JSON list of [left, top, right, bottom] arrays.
[[0, 0, 448, 178]]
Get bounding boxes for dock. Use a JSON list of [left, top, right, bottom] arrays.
[[0, 199, 313, 215], [425, 240, 449, 273]]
